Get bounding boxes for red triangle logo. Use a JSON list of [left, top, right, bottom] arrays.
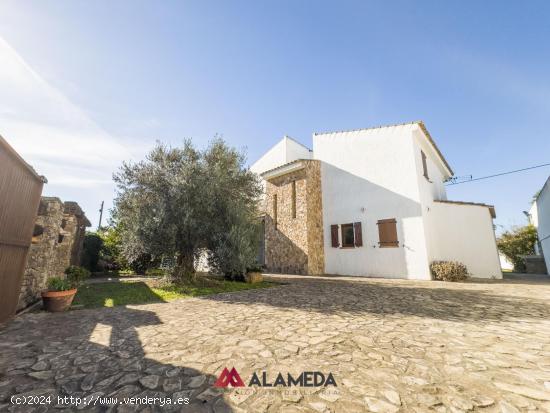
[[214, 367, 245, 387]]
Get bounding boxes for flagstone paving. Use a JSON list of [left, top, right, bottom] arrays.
[[2, 274, 550, 412]]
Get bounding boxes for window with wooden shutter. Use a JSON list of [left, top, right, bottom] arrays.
[[377, 218, 398, 247], [354, 222, 363, 247], [330, 224, 339, 248], [341, 223, 354, 247], [421, 150, 429, 180]]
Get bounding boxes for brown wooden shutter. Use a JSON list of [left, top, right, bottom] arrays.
[[377, 219, 398, 247], [330, 225, 339, 247], [354, 222, 363, 247], [421, 150, 429, 179]]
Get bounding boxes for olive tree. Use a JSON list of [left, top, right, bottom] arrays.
[[113, 138, 261, 281]]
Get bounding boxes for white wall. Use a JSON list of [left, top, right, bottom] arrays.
[[314, 124, 431, 279], [534, 178, 550, 272], [428, 202, 502, 279], [250, 136, 311, 175]]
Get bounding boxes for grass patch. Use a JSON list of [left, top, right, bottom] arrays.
[[73, 278, 276, 308]]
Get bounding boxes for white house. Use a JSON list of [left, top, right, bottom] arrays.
[[530, 177, 550, 272], [251, 121, 502, 280]]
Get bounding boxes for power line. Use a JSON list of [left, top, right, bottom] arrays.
[[446, 162, 550, 186]]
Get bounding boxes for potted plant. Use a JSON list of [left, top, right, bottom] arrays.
[[245, 264, 263, 284], [41, 266, 90, 312]]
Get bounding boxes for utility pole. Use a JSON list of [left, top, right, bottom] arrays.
[[98, 201, 104, 231]]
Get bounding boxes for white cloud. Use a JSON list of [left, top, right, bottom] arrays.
[[0, 36, 150, 226], [0, 36, 138, 181]]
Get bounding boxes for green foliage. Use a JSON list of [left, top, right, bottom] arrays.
[[112, 137, 261, 281], [430, 261, 469, 281], [64, 265, 90, 287], [209, 214, 261, 281], [81, 232, 104, 271], [98, 224, 127, 270], [47, 277, 74, 291], [497, 225, 538, 272], [247, 263, 264, 273]]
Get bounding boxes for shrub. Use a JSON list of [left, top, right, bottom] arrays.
[[47, 277, 73, 291], [81, 232, 104, 271], [430, 261, 469, 281], [209, 220, 260, 282], [497, 225, 538, 272], [64, 265, 90, 288], [247, 263, 263, 273]]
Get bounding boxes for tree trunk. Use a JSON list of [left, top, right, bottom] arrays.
[[174, 250, 195, 283]]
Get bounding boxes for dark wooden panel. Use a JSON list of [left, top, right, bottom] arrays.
[[331, 224, 339, 248], [0, 136, 44, 323], [354, 222, 363, 247]]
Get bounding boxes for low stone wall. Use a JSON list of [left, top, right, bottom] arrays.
[[17, 197, 90, 311]]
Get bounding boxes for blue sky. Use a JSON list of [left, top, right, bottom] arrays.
[[0, 1, 549, 231]]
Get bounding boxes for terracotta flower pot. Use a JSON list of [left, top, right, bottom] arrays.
[[245, 272, 263, 284], [41, 289, 77, 312]]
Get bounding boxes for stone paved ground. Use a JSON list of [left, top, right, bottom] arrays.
[[2, 275, 550, 412]]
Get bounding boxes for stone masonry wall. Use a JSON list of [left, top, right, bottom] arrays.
[[305, 161, 325, 275], [264, 160, 325, 275], [17, 197, 90, 311]]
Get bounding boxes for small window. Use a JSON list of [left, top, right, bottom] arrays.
[[291, 181, 297, 219], [58, 234, 64, 244], [341, 223, 355, 248], [421, 150, 429, 180], [61, 219, 68, 229], [377, 219, 398, 248], [273, 194, 278, 229]]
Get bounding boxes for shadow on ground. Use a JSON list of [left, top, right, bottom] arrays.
[[0, 305, 231, 412], [204, 276, 550, 322]]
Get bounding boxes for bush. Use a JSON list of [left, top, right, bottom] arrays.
[[430, 261, 469, 281], [247, 263, 263, 273], [47, 277, 74, 291], [64, 265, 90, 288], [209, 220, 260, 281], [129, 253, 154, 274], [98, 224, 128, 271], [81, 232, 104, 271], [497, 225, 538, 272]]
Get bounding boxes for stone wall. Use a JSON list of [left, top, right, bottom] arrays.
[[264, 160, 325, 275], [17, 197, 90, 310]]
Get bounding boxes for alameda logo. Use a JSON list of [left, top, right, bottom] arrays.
[[214, 367, 245, 388], [215, 367, 337, 388]]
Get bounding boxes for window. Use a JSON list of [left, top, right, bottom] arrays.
[[291, 181, 297, 219], [273, 194, 278, 229], [331, 222, 363, 248], [377, 218, 398, 247], [58, 234, 64, 244], [421, 150, 429, 180], [341, 223, 354, 247]]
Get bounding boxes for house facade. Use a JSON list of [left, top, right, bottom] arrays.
[[530, 176, 550, 273], [251, 121, 502, 280]]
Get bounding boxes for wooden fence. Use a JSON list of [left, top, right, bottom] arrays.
[[0, 135, 45, 324]]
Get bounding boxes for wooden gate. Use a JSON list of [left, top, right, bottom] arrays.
[[0, 135, 45, 324]]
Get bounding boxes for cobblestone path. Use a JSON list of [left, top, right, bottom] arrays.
[[1, 275, 550, 412]]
